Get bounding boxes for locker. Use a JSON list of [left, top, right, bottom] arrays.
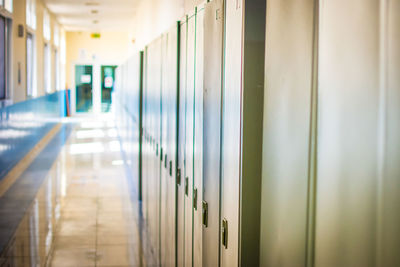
[[221, 0, 265, 266], [177, 17, 187, 267], [259, 0, 316, 266], [202, 0, 224, 266], [220, 0, 244, 265], [146, 38, 163, 265], [184, 12, 196, 267], [161, 32, 169, 266], [193, 6, 204, 267], [315, 1, 400, 266], [166, 24, 179, 267], [160, 23, 179, 267]]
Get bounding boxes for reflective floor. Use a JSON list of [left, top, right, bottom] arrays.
[[0, 115, 145, 266]]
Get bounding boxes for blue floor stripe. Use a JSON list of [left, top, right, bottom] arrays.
[[0, 123, 74, 255]]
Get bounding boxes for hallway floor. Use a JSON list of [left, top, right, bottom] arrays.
[[0, 115, 145, 266]]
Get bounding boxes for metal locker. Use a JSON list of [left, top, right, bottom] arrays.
[[177, 18, 187, 267], [160, 24, 179, 267], [146, 38, 163, 265], [166, 24, 179, 267], [315, 1, 400, 266], [259, 0, 316, 266], [221, 0, 266, 266], [160, 33, 170, 267], [202, 0, 224, 266], [184, 12, 196, 267], [193, 6, 204, 267], [220, 0, 243, 265]]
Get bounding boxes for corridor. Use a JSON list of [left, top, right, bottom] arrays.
[[0, 116, 145, 266], [1, 0, 400, 266]]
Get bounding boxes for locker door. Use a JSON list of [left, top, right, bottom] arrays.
[[221, 0, 266, 266], [160, 33, 169, 266], [184, 13, 196, 267], [220, 1, 243, 265], [259, 0, 316, 266], [315, 1, 400, 266], [193, 6, 204, 267], [166, 24, 179, 267], [177, 19, 187, 267], [202, 0, 224, 266]]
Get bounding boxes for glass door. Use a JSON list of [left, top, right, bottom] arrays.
[[101, 65, 116, 112], [75, 65, 93, 113]]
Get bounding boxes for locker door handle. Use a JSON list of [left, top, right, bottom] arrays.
[[156, 144, 159, 155], [177, 168, 181, 185], [185, 177, 189, 196], [164, 155, 168, 168], [222, 219, 228, 249], [160, 147, 163, 160], [193, 188, 198, 210], [169, 161, 172, 176], [202, 201, 208, 227]]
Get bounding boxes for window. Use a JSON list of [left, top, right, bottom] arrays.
[[0, 16, 5, 99], [26, 33, 36, 97], [54, 24, 59, 47], [1, 0, 12, 13], [44, 43, 51, 93], [54, 49, 59, 91], [43, 10, 51, 41], [26, 0, 36, 29]]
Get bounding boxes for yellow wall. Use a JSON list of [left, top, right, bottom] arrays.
[[65, 31, 131, 89], [11, 0, 26, 103], [133, 0, 204, 50]]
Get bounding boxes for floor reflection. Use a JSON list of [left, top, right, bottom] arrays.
[[0, 115, 144, 266]]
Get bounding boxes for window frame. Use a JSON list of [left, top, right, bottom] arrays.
[[26, 31, 36, 98], [0, 11, 11, 102]]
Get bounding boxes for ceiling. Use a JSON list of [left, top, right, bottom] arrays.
[[43, 0, 138, 32]]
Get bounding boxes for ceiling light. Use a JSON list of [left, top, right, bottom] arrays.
[[91, 10, 99, 14], [93, 20, 99, 24]]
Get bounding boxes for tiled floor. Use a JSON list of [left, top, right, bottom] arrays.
[[0, 116, 145, 266]]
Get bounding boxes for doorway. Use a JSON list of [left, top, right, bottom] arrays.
[[101, 65, 116, 113], [75, 65, 93, 113]]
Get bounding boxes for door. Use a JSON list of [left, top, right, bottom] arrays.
[[75, 65, 93, 113], [101, 65, 117, 112]]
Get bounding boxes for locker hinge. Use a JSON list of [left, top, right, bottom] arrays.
[[222, 219, 228, 249], [202, 201, 208, 227], [164, 155, 168, 168], [169, 161, 172, 176], [193, 188, 198, 210], [177, 168, 181, 185], [185, 177, 189, 196]]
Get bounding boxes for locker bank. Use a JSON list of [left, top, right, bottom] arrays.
[[0, 0, 399, 266]]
